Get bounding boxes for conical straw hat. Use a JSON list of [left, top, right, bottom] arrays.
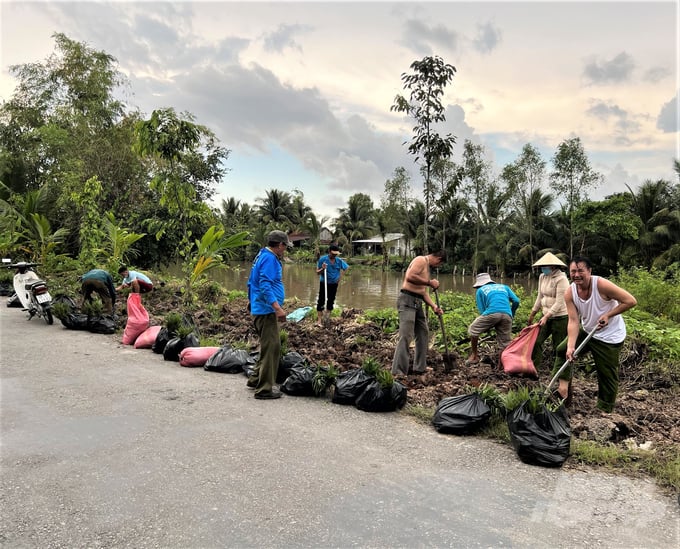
[[532, 252, 567, 268]]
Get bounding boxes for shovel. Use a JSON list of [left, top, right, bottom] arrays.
[[433, 289, 455, 373], [545, 324, 599, 396], [322, 266, 330, 328]]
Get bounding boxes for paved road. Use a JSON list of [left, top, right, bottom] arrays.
[[1, 304, 678, 548]]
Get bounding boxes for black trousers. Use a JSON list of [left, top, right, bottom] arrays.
[[316, 281, 339, 311]]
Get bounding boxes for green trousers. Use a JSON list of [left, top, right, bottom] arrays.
[[553, 330, 623, 412], [531, 315, 568, 369], [251, 313, 280, 395]]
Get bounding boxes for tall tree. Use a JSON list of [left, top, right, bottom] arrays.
[[380, 166, 412, 233], [549, 137, 602, 257], [501, 143, 547, 265], [460, 140, 492, 273], [391, 56, 457, 253], [134, 107, 226, 261]]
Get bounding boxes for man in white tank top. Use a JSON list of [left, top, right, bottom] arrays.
[[552, 256, 637, 412]]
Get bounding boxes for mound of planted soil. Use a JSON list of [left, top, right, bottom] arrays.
[[137, 291, 679, 450]]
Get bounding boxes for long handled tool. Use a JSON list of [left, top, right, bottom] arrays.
[[433, 289, 455, 373], [545, 324, 599, 395], [322, 266, 330, 328]]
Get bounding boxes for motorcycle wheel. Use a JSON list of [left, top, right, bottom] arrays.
[[43, 306, 54, 325]]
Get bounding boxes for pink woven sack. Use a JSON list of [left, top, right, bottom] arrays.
[[134, 325, 162, 349], [179, 346, 220, 368], [500, 324, 540, 376], [122, 293, 150, 345]]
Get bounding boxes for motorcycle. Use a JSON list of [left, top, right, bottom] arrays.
[[5, 261, 54, 325]]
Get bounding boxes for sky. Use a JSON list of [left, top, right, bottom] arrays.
[[0, 1, 678, 222]]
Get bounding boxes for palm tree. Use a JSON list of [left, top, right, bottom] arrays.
[[626, 180, 677, 267], [256, 189, 294, 230], [335, 194, 375, 255]]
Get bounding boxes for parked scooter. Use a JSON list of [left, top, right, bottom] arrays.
[[5, 260, 54, 325]]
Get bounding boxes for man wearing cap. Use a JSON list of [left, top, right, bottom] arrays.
[[552, 255, 637, 412], [315, 244, 349, 326], [246, 230, 292, 400], [467, 272, 520, 365], [527, 252, 570, 369], [391, 250, 446, 376]]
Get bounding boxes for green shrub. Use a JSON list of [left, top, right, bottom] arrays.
[[361, 308, 399, 333]]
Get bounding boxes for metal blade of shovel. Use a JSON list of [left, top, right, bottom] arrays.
[[544, 324, 599, 396], [433, 289, 455, 372]]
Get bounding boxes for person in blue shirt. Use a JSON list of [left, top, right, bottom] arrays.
[[116, 266, 153, 294], [467, 272, 520, 365], [315, 244, 349, 326], [246, 230, 291, 400]]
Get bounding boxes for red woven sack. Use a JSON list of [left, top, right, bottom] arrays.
[[122, 293, 150, 345], [500, 324, 540, 376], [134, 325, 162, 349], [179, 346, 220, 368]]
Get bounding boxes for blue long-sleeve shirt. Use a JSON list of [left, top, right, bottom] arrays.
[[247, 248, 284, 315], [475, 283, 520, 317]]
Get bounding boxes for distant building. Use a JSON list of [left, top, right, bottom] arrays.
[[320, 227, 333, 245], [352, 233, 411, 256]]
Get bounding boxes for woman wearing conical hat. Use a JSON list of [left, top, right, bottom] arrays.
[[527, 252, 569, 369]]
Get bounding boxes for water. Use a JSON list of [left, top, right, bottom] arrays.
[[179, 261, 538, 310]]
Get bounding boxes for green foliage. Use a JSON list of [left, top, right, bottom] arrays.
[[199, 336, 221, 347], [51, 302, 70, 320], [280, 329, 289, 356], [226, 289, 247, 301], [500, 386, 563, 414], [614, 267, 680, 322], [375, 368, 394, 389], [187, 225, 249, 286], [82, 298, 103, 318], [465, 383, 503, 416], [164, 312, 183, 335], [361, 356, 382, 377], [312, 364, 339, 396], [176, 325, 194, 339], [101, 212, 145, 272], [361, 308, 399, 333], [74, 176, 106, 270]]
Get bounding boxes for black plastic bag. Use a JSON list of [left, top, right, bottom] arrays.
[[60, 312, 90, 330], [204, 346, 256, 374], [281, 365, 317, 396], [163, 333, 200, 362], [278, 351, 308, 383], [87, 315, 116, 334], [507, 401, 571, 468], [355, 380, 407, 412], [432, 394, 492, 435], [152, 327, 172, 354], [332, 368, 375, 405]]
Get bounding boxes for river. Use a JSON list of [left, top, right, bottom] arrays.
[[173, 261, 538, 310]]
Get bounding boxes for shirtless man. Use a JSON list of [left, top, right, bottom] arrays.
[[552, 256, 637, 412], [391, 250, 446, 376]]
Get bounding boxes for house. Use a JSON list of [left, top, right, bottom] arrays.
[[320, 227, 333, 245], [351, 233, 411, 256]]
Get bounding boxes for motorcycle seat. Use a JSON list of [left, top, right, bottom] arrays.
[[25, 281, 46, 291]]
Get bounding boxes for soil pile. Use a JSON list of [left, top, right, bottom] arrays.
[[141, 291, 679, 450]]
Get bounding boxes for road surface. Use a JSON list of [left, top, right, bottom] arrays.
[[1, 304, 678, 548]]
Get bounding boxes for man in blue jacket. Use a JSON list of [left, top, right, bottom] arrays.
[[467, 272, 520, 365], [246, 230, 291, 400]]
